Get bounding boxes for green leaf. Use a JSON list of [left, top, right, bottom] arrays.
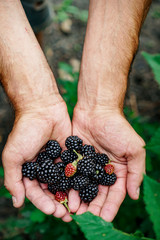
[[145, 127, 160, 155], [30, 209, 46, 223], [142, 52, 160, 85], [58, 62, 73, 74], [0, 166, 4, 177], [143, 175, 160, 239], [72, 212, 153, 240]]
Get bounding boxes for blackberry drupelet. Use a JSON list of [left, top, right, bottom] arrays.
[[72, 175, 90, 191], [92, 164, 105, 183], [37, 160, 60, 183], [60, 149, 77, 164], [36, 151, 51, 164], [100, 172, 117, 186], [48, 183, 60, 194], [22, 162, 38, 180], [65, 136, 83, 151], [46, 140, 62, 159], [77, 156, 96, 177], [95, 153, 109, 166], [79, 183, 98, 203]]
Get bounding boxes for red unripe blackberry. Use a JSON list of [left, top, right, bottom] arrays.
[[65, 136, 83, 151], [65, 161, 77, 177], [22, 162, 39, 180], [104, 163, 114, 175], [46, 140, 62, 159], [55, 191, 70, 212], [79, 184, 99, 203]]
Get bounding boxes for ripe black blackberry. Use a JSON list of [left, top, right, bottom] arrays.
[[55, 162, 65, 174], [92, 164, 105, 183], [81, 144, 95, 155], [79, 184, 98, 203], [77, 157, 96, 177], [48, 183, 60, 194], [22, 162, 39, 180], [65, 136, 83, 151], [36, 151, 51, 164], [45, 140, 62, 159], [57, 172, 72, 191], [37, 160, 60, 183], [60, 149, 77, 164], [72, 175, 90, 191], [100, 172, 117, 186], [95, 153, 109, 166]]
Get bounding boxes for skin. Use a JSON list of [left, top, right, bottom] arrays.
[[0, 0, 151, 223]]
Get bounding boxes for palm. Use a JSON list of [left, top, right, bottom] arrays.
[[70, 108, 145, 222], [3, 101, 72, 221]]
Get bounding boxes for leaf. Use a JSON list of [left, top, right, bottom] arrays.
[[142, 52, 160, 85], [145, 127, 160, 155], [143, 175, 160, 239], [58, 62, 73, 74], [30, 209, 46, 223], [72, 212, 153, 240], [0, 166, 4, 177]]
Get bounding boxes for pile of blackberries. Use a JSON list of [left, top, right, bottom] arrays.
[[22, 136, 117, 205]]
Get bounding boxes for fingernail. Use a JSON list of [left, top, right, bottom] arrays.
[[12, 196, 17, 206], [136, 187, 140, 198]]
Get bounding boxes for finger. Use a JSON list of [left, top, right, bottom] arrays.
[[76, 202, 88, 215], [127, 150, 145, 200], [24, 178, 55, 215], [87, 185, 109, 216], [100, 177, 126, 222], [2, 151, 25, 208], [61, 212, 73, 222], [68, 189, 81, 212], [44, 189, 68, 218]]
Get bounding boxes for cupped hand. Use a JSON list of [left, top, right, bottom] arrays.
[[2, 99, 72, 221], [69, 106, 145, 222]]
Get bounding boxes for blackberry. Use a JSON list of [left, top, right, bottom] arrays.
[[77, 157, 96, 177], [55, 162, 65, 174], [72, 175, 90, 191], [95, 153, 109, 166], [100, 172, 117, 186], [46, 140, 62, 159], [57, 173, 72, 191], [65, 136, 83, 151], [79, 184, 98, 203], [60, 149, 77, 164], [48, 183, 60, 194], [92, 164, 105, 183], [22, 162, 39, 180], [37, 160, 60, 183], [36, 151, 51, 164], [81, 144, 95, 155]]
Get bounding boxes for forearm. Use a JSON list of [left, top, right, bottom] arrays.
[[77, 0, 152, 111], [0, 1, 61, 113]]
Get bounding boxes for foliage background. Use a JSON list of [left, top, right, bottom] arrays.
[[0, 0, 160, 239]]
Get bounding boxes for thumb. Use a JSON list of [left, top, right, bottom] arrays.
[[2, 148, 25, 208]]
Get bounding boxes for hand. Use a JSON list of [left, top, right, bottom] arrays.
[[2, 100, 72, 222], [69, 106, 145, 222]]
